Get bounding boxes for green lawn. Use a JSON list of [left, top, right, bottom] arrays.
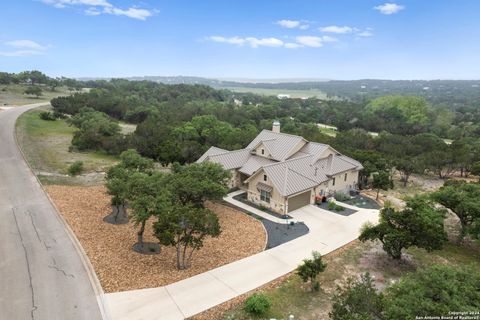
[[222, 235, 480, 320], [16, 107, 118, 185], [0, 84, 71, 106], [219, 86, 335, 100]]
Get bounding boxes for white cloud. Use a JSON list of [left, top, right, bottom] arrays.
[[357, 30, 374, 37], [277, 20, 300, 28], [207, 36, 284, 48], [103, 7, 152, 20], [296, 36, 323, 47], [374, 3, 405, 15], [284, 42, 302, 49], [321, 35, 338, 42], [5, 40, 47, 51], [0, 50, 44, 57], [0, 40, 48, 57], [277, 19, 309, 30], [319, 25, 353, 34], [41, 0, 153, 20]]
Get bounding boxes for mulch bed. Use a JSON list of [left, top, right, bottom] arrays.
[[45, 185, 266, 293]]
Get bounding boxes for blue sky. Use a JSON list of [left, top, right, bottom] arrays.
[[0, 1, 479, 79]]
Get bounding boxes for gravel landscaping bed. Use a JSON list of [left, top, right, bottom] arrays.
[[221, 201, 309, 249], [45, 185, 266, 293]]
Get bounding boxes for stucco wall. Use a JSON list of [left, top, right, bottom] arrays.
[[246, 170, 287, 214], [327, 170, 359, 194]]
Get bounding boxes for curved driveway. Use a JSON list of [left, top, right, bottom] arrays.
[[0, 104, 104, 320]]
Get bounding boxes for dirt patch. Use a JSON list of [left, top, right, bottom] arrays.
[[45, 185, 266, 293]]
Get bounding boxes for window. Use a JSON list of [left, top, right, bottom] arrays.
[[260, 190, 271, 203], [263, 174, 267, 181], [261, 149, 265, 155], [344, 173, 347, 181], [332, 178, 336, 186]]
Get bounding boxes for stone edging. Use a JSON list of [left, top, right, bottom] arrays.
[[13, 104, 111, 320]]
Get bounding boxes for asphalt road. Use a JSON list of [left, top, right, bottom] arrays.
[[0, 104, 104, 320]]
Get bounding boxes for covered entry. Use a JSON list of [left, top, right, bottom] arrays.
[[287, 190, 311, 213]]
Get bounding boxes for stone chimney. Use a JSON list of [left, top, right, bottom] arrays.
[[272, 120, 280, 133]]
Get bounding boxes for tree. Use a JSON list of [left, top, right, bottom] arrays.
[[471, 161, 480, 180], [129, 172, 171, 253], [296, 251, 327, 292], [330, 273, 384, 320], [24, 85, 42, 97], [153, 204, 221, 269], [104, 149, 154, 224], [371, 171, 393, 200], [395, 157, 423, 187], [169, 162, 231, 207], [384, 265, 480, 319], [359, 197, 447, 260], [431, 181, 480, 239]]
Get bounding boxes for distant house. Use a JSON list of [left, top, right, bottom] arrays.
[[277, 94, 290, 99], [197, 121, 363, 214]]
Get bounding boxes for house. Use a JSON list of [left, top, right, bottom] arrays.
[[197, 121, 363, 214]]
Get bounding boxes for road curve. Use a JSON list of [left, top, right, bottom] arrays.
[[0, 104, 104, 320]]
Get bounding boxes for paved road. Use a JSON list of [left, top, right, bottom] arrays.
[[107, 195, 379, 320], [0, 104, 104, 320]]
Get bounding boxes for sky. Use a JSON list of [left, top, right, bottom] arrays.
[[0, 1, 479, 80]]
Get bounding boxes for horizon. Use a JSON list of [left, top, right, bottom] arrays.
[[1, 1, 480, 80]]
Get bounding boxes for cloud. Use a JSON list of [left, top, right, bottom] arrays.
[[277, 19, 300, 28], [103, 7, 152, 20], [0, 40, 48, 57], [284, 42, 302, 49], [207, 36, 284, 48], [296, 36, 323, 47], [374, 3, 405, 15], [321, 35, 338, 42], [277, 19, 309, 30], [357, 30, 373, 37], [319, 25, 353, 34], [5, 40, 47, 51], [41, 0, 153, 20]]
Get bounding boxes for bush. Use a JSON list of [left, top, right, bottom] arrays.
[[67, 161, 84, 176], [327, 201, 345, 212], [39, 111, 57, 121], [244, 293, 271, 316], [334, 192, 351, 202]]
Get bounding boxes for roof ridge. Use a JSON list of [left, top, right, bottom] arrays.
[[261, 129, 308, 141], [261, 154, 312, 168], [287, 166, 321, 184], [208, 148, 251, 158]]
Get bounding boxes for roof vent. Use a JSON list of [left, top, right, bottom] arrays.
[[272, 120, 280, 133]]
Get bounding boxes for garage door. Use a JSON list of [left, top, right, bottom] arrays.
[[288, 190, 311, 213]]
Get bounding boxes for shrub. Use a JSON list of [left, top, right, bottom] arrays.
[[39, 111, 57, 121], [297, 251, 327, 291], [334, 192, 351, 202], [68, 161, 84, 176], [244, 293, 271, 316], [328, 201, 336, 210]]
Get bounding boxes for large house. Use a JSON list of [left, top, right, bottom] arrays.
[[197, 121, 363, 214]]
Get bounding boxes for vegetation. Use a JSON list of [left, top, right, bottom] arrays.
[[432, 180, 480, 239], [360, 197, 447, 260], [331, 265, 480, 320], [67, 161, 84, 176], [330, 273, 384, 320], [296, 251, 327, 292], [24, 85, 43, 97], [243, 293, 272, 316], [371, 171, 393, 200]]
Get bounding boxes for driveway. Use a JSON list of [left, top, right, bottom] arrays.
[[106, 201, 379, 320], [0, 104, 105, 320]]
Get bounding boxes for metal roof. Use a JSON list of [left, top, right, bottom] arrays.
[[196, 146, 228, 163], [238, 155, 276, 176], [247, 130, 306, 161], [198, 129, 363, 197], [205, 148, 251, 170]]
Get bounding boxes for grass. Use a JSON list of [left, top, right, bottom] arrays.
[[15, 107, 118, 185], [0, 84, 71, 106], [220, 86, 334, 100], [222, 234, 480, 320]]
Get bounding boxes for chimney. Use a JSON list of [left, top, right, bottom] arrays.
[[272, 120, 280, 133]]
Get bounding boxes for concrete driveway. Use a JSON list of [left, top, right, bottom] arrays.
[[106, 202, 379, 320], [0, 104, 105, 320]]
